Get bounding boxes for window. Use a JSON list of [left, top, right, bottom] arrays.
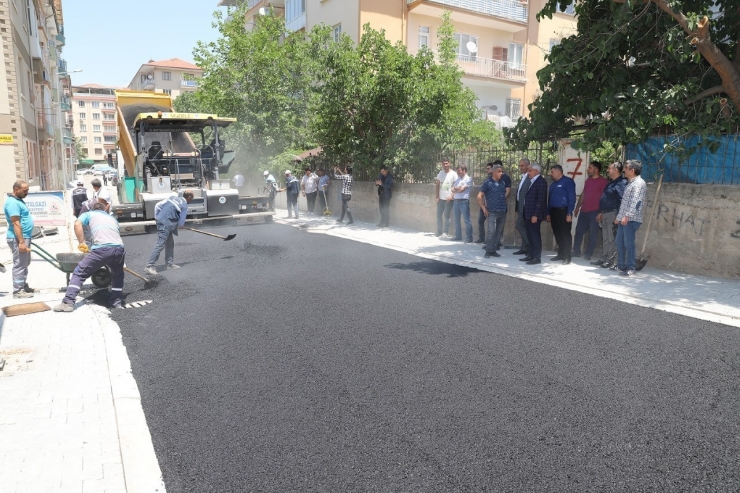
[[163, 89, 172, 95], [558, 4, 575, 14], [104, 125, 115, 132], [454, 33, 478, 60], [506, 98, 521, 119], [332, 24, 342, 42], [81, 147, 89, 155], [77, 100, 85, 107], [508, 42, 524, 70], [104, 135, 116, 143], [94, 148, 103, 155], [140, 74, 148, 83], [103, 114, 115, 121], [93, 125, 101, 132], [80, 136, 88, 143], [94, 136, 102, 143], [79, 112, 86, 119], [92, 113, 100, 120], [162, 71, 171, 81], [419, 26, 430, 49], [285, 0, 305, 22], [80, 124, 87, 132], [183, 73, 195, 81], [91, 101, 100, 108]]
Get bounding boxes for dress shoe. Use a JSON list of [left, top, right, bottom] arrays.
[[484, 251, 501, 258], [526, 258, 541, 265], [550, 256, 564, 262], [512, 250, 527, 255], [519, 256, 533, 262], [591, 260, 605, 266], [562, 258, 571, 265]]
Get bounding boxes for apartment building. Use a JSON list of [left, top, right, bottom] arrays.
[[0, 0, 71, 194], [127, 58, 202, 99], [220, 0, 576, 127], [70, 84, 117, 163]]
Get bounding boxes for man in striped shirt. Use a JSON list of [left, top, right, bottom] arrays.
[[334, 165, 354, 225], [615, 160, 647, 276]]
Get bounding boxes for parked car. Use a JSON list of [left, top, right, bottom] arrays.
[[77, 168, 94, 176]]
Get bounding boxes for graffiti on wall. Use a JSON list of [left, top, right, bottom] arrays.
[[655, 202, 710, 236]]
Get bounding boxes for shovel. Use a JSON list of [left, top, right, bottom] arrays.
[[182, 226, 236, 241], [321, 189, 332, 216], [635, 173, 664, 271]]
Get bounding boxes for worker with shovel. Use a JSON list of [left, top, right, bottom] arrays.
[[53, 201, 126, 312], [145, 191, 194, 275]]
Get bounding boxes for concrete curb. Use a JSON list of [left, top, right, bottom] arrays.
[[274, 214, 740, 329], [92, 305, 166, 493]]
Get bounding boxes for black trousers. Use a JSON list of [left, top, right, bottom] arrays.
[[550, 207, 572, 258], [340, 194, 353, 222], [306, 191, 317, 213], [379, 195, 391, 227]]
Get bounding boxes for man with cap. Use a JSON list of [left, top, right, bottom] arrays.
[[144, 191, 194, 275], [71, 180, 89, 218], [278, 170, 301, 219], [264, 170, 277, 211], [53, 201, 126, 312], [91, 178, 111, 206]]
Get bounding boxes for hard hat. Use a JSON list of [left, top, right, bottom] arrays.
[[285, 170, 291, 175], [263, 170, 269, 176]]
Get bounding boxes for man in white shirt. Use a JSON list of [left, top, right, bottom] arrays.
[[435, 157, 456, 237], [300, 168, 319, 215], [91, 178, 111, 205], [450, 165, 474, 242], [264, 170, 277, 211]]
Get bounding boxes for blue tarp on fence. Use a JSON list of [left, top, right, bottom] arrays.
[[625, 134, 740, 185]]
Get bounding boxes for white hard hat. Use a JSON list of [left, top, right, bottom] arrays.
[[285, 170, 291, 175], [263, 170, 269, 176]]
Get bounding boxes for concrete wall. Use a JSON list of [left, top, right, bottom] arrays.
[[263, 177, 740, 279]]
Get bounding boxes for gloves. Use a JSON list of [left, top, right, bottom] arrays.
[[78, 244, 89, 253]]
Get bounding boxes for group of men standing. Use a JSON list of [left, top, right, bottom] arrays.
[[435, 156, 647, 275]]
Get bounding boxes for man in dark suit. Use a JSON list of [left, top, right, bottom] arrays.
[[520, 162, 548, 265]]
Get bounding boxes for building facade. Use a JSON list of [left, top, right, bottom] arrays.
[[127, 58, 202, 99], [0, 0, 71, 195], [220, 0, 577, 128], [70, 84, 117, 164]]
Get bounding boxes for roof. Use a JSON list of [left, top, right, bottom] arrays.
[[77, 84, 112, 89], [143, 58, 201, 71]]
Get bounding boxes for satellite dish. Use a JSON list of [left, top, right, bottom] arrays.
[[147, 74, 153, 80], [466, 41, 478, 54], [258, 7, 266, 15]]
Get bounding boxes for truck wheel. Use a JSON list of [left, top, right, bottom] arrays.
[[92, 267, 112, 288]]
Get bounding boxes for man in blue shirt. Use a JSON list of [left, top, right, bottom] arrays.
[[547, 165, 577, 265], [476, 160, 511, 245], [145, 191, 194, 275], [477, 164, 508, 258], [4, 180, 33, 298], [593, 162, 628, 268], [317, 169, 331, 213], [53, 202, 126, 312]]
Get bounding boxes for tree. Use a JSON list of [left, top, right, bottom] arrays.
[[74, 137, 87, 161], [193, 6, 314, 170], [308, 12, 492, 173], [509, 0, 740, 155]]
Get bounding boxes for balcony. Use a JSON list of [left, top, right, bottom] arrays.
[[408, 0, 528, 31], [457, 54, 526, 82], [58, 58, 67, 75], [180, 79, 199, 88], [286, 11, 306, 32], [60, 96, 71, 111], [63, 127, 74, 145]]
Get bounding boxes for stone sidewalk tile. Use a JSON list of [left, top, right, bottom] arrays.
[[0, 219, 165, 492], [275, 210, 740, 328]]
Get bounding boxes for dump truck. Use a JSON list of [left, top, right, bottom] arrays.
[[111, 90, 273, 235]]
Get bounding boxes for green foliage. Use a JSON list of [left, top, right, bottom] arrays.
[[193, 7, 314, 172], [508, 0, 740, 158], [193, 7, 498, 177], [74, 137, 87, 160]]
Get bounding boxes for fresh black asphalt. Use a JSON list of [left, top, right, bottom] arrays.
[[104, 222, 740, 492]]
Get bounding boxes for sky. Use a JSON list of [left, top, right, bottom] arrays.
[[62, 0, 225, 88]]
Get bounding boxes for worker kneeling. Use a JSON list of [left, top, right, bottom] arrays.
[[54, 202, 126, 312]]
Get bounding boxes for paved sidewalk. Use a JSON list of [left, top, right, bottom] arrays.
[[275, 210, 740, 329], [0, 214, 164, 491]]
